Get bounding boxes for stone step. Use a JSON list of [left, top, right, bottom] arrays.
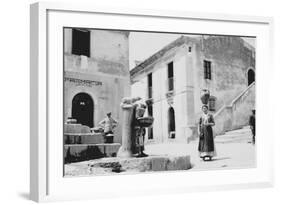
[[64, 123, 91, 133], [215, 133, 251, 139], [64, 143, 121, 163], [215, 126, 252, 143], [215, 136, 252, 143], [192, 134, 252, 142], [64, 133, 104, 144], [215, 139, 252, 144], [224, 128, 251, 135], [190, 127, 253, 144]]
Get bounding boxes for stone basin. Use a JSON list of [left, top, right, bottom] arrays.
[[64, 155, 191, 176]]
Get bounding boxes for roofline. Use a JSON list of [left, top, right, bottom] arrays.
[[130, 35, 256, 79], [130, 35, 196, 77]]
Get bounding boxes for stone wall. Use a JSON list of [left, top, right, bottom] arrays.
[[213, 83, 255, 135], [231, 83, 255, 130], [213, 106, 233, 135], [193, 36, 255, 116]]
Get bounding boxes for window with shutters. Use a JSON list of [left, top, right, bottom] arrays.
[[167, 62, 174, 91], [147, 73, 153, 99]]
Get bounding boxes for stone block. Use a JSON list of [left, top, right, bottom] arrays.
[[64, 133, 104, 144], [64, 123, 91, 133], [64, 143, 121, 163], [151, 157, 167, 171], [166, 156, 191, 170]]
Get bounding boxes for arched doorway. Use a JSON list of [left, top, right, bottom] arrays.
[[247, 69, 255, 86], [71, 93, 94, 128], [168, 107, 176, 139]]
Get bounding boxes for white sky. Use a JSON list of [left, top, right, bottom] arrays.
[[129, 32, 256, 70]]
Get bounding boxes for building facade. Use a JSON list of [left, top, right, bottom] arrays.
[[131, 35, 255, 144], [64, 28, 131, 143]]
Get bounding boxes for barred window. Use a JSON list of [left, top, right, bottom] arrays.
[[204, 60, 212, 80]]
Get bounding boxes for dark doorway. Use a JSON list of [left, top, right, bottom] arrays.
[[147, 104, 153, 139], [168, 107, 176, 138], [247, 69, 255, 86], [72, 93, 94, 128]]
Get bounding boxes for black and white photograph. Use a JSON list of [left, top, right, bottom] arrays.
[[1, 0, 281, 203], [63, 27, 256, 177]]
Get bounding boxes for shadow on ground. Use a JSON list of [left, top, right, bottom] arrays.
[[17, 192, 29, 200], [211, 157, 231, 161]]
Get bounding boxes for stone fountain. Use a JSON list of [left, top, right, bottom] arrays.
[[64, 96, 191, 176], [117, 97, 154, 158]]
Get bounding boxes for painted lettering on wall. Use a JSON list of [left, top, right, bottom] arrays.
[[64, 77, 102, 87]]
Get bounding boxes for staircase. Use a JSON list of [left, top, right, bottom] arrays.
[[214, 126, 253, 144], [213, 82, 255, 135], [64, 123, 121, 163]]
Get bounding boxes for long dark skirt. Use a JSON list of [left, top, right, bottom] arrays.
[[131, 127, 145, 154], [198, 125, 216, 157]]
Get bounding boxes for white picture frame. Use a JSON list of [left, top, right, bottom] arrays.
[[30, 2, 274, 202]]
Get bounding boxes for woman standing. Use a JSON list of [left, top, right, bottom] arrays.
[[198, 105, 216, 161]]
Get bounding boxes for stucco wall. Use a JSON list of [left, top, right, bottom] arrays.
[[131, 46, 192, 143], [231, 83, 255, 130], [64, 28, 131, 143], [193, 36, 255, 117], [64, 28, 130, 77], [64, 72, 130, 143], [213, 83, 255, 135], [131, 35, 255, 143]]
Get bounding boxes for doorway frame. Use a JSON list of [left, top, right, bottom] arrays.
[[71, 92, 94, 128]]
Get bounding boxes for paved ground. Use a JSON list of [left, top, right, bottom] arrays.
[[145, 142, 256, 171], [65, 155, 191, 177], [145, 126, 256, 171], [65, 127, 256, 176]]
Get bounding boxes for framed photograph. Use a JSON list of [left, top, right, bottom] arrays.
[[30, 2, 274, 202]]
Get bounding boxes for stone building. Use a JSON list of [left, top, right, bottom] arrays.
[[130, 35, 255, 144], [64, 28, 130, 143]]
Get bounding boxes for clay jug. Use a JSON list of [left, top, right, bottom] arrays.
[[200, 89, 210, 104]]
